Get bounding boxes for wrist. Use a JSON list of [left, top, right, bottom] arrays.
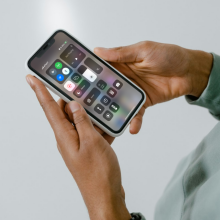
[[186, 49, 213, 98], [88, 194, 131, 220]]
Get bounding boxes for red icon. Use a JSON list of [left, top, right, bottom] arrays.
[[64, 81, 75, 91], [67, 84, 72, 88]]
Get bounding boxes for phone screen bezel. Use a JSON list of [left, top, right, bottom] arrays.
[[28, 30, 145, 134]]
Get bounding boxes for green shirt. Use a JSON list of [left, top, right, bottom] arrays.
[[139, 53, 220, 220]]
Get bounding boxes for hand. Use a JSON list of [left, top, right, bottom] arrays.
[[95, 41, 213, 109], [26, 75, 131, 220]]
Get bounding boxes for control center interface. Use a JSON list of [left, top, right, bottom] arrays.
[[29, 31, 144, 132]]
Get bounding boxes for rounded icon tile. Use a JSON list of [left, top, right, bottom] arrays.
[[56, 74, 64, 81], [49, 68, 57, 76], [55, 62, 62, 69], [62, 67, 70, 75]]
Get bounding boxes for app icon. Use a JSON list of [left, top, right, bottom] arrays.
[[94, 104, 105, 114], [74, 89, 82, 97], [55, 62, 62, 69], [107, 87, 117, 98], [56, 74, 64, 81], [103, 111, 113, 121], [49, 68, 57, 76], [64, 81, 75, 91], [109, 102, 120, 113], [97, 80, 107, 90], [100, 95, 111, 106], [71, 73, 82, 83], [113, 80, 123, 90], [62, 67, 70, 75]]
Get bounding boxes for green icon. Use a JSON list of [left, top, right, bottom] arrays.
[[55, 62, 62, 69], [65, 41, 67, 44]]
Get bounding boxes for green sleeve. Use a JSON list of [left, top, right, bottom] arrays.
[[186, 53, 220, 120]]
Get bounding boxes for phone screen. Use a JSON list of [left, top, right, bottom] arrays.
[[28, 30, 145, 134]]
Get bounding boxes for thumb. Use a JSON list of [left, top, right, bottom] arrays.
[[94, 43, 141, 63], [65, 101, 95, 139]]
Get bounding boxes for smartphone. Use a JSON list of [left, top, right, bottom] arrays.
[[26, 30, 146, 137]]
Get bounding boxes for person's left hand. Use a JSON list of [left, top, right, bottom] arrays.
[[26, 75, 131, 220]]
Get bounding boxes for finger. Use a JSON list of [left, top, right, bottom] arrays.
[[26, 75, 78, 140], [94, 42, 142, 63], [93, 124, 105, 135], [65, 101, 95, 140], [57, 99, 72, 122], [57, 99, 66, 111], [102, 133, 115, 145], [129, 107, 145, 134]]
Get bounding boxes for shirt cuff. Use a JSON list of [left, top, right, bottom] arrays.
[[186, 53, 220, 120]]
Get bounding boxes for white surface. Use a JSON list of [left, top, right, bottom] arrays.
[[0, 0, 219, 219]]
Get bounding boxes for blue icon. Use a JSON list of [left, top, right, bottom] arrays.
[[56, 74, 64, 81]]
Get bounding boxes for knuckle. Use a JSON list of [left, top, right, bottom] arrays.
[[115, 46, 124, 62], [139, 41, 149, 47], [74, 113, 88, 125]]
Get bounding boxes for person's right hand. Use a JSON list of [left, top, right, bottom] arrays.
[[95, 41, 213, 108]]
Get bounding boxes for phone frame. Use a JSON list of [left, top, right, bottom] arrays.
[[26, 29, 146, 137]]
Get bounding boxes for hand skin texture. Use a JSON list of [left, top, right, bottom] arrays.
[[26, 75, 131, 220], [26, 41, 213, 220], [94, 41, 213, 134]]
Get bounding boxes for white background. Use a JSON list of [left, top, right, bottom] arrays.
[[0, 0, 219, 219]]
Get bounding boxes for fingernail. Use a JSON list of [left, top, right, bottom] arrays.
[[69, 101, 80, 113], [26, 76, 32, 86]]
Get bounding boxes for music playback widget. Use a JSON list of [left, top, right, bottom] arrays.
[[60, 44, 86, 68], [46, 59, 72, 84]]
